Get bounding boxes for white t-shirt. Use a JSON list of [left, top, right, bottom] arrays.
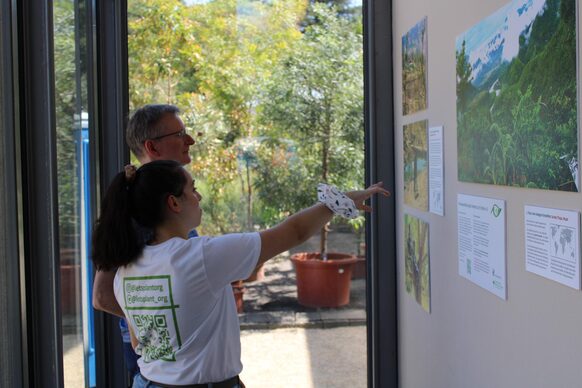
[[113, 232, 260, 385]]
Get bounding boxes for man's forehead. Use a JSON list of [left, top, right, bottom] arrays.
[[157, 112, 182, 126]]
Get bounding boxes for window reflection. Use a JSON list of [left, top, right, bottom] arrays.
[[54, 0, 95, 386]]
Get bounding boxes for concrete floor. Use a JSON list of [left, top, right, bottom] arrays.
[[240, 326, 367, 388], [64, 325, 367, 388]]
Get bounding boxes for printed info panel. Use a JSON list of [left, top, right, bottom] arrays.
[[525, 206, 580, 290], [458, 194, 506, 299], [428, 126, 444, 216]]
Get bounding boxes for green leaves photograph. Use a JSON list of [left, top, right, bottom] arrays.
[[455, 0, 577, 191]]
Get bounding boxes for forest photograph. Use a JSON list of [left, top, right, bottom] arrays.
[[404, 214, 430, 313], [455, 0, 578, 191], [402, 17, 428, 116], [404, 120, 428, 211]]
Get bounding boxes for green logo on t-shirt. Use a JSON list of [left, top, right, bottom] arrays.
[[124, 275, 181, 362]]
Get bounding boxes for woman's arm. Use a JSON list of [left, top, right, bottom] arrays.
[[258, 183, 389, 266]]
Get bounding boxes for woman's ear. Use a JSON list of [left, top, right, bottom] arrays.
[[166, 195, 181, 214]]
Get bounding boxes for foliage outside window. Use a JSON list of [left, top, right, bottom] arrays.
[[128, 0, 364, 252]]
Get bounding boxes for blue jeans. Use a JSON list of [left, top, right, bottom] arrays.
[[133, 373, 162, 388], [132, 373, 244, 388]]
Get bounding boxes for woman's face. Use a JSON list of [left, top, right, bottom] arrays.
[[180, 170, 203, 229]]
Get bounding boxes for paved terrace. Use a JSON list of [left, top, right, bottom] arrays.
[[238, 231, 368, 387], [239, 253, 366, 330]]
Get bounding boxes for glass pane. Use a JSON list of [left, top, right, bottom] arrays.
[[54, 0, 95, 386], [128, 0, 364, 386]]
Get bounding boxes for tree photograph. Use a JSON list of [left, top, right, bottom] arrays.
[[402, 16, 428, 116], [404, 214, 430, 313], [404, 120, 428, 211]]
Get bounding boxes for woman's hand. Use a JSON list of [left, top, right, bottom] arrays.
[[346, 182, 391, 212]]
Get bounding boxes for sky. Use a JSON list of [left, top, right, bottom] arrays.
[[184, 0, 363, 7], [456, 0, 546, 63]]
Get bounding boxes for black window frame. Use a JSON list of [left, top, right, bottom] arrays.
[[0, 0, 24, 385], [364, 0, 398, 387]]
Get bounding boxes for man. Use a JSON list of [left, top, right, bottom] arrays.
[[92, 104, 198, 378]]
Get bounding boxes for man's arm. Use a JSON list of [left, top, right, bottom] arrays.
[[129, 324, 139, 350], [92, 269, 125, 318]]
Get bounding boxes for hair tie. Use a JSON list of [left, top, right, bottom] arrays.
[[124, 164, 137, 185]]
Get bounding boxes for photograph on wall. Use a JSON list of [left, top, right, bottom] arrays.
[[404, 120, 428, 211], [402, 17, 428, 115], [455, 0, 578, 191], [404, 214, 430, 312]]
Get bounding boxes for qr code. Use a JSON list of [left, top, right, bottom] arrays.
[[133, 314, 175, 362]]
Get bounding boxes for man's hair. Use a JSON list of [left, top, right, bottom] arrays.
[[126, 104, 180, 157]]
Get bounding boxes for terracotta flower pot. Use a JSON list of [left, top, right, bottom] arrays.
[[351, 256, 366, 279], [291, 252, 358, 308]]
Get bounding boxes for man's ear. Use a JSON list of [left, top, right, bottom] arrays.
[[166, 195, 181, 214], [143, 140, 161, 159]]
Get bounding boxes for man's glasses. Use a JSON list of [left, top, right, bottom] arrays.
[[150, 128, 187, 141]]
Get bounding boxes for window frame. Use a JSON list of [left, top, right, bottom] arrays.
[[364, 0, 398, 386]]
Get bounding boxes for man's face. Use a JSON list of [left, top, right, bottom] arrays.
[[150, 113, 195, 165]]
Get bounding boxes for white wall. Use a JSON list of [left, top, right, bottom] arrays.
[[393, 1, 582, 387]]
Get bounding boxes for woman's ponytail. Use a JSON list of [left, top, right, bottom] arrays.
[[91, 170, 143, 271], [91, 160, 186, 271]]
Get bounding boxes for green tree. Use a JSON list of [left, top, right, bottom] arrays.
[[259, 4, 364, 257], [455, 39, 473, 113], [128, 0, 202, 107], [128, 0, 307, 233]]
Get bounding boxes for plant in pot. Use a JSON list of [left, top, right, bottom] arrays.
[[256, 4, 364, 308]]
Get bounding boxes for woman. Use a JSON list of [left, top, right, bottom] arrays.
[[92, 160, 389, 388]]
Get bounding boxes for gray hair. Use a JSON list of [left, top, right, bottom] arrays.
[[126, 104, 180, 157]]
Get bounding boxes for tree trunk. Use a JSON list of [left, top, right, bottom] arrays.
[[320, 118, 331, 260], [320, 224, 329, 260], [413, 149, 418, 196], [415, 222, 428, 304], [246, 159, 252, 231], [414, 268, 422, 304]]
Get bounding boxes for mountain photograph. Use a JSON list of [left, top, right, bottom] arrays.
[[455, 0, 577, 191]]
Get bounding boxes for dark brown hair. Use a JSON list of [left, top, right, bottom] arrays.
[[91, 160, 187, 271]]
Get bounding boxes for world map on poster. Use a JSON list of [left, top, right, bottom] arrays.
[[549, 225, 575, 261], [525, 205, 580, 290]]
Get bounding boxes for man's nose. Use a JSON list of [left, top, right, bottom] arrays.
[[185, 134, 195, 145]]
